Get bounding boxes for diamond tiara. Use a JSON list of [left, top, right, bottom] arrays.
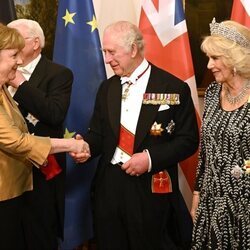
[[209, 17, 250, 49]]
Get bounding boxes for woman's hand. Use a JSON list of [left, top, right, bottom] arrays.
[[69, 134, 91, 164], [190, 191, 200, 222]]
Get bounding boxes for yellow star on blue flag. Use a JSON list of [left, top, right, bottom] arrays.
[[53, 0, 106, 248], [62, 9, 76, 26], [64, 128, 75, 138], [87, 15, 98, 32]]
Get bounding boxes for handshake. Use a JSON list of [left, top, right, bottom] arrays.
[[69, 134, 91, 164], [40, 134, 91, 180]]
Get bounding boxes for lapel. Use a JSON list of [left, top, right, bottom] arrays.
[[107, 76, 122, 137], [106, 66, 169, 149], [28, 55, 46, 88], [134, 65, 167, 151]]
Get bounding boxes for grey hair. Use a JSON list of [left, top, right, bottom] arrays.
[[8, 19, 45, 48], [105, 21, 144, 54]]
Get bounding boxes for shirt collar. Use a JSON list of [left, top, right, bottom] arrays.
[[18, 54, 41, 75], [120, 59, 149, 85]]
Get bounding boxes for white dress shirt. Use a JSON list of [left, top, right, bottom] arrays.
[[111, 59, 151, 166]]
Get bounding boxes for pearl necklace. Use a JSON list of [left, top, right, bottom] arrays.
[[225, 80, 250, 105]]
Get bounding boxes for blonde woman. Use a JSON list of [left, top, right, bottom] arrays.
[[0, 23, 89, 249], [191, 18, 250, 249]]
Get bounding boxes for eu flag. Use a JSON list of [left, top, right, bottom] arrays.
[[53, 0, 106, 248], [0, 0, 16, 24]]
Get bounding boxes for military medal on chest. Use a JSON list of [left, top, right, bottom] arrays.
[[143, 93, 180, 105]]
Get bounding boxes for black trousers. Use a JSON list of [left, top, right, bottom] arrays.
[[22, 167, 59, 250], [0, 195, 27, 250], [0, 170, 59, 250], [93, 164, 190, 250]]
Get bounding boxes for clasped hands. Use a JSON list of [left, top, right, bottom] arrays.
[[70, 134, 91, 164]]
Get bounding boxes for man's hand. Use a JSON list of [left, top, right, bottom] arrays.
[[69, 134, 91, 164], [121, 151, 149, 176]]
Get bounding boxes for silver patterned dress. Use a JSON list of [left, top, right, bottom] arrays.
[[192, 82, 250, 250]]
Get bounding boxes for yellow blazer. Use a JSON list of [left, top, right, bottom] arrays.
[[0, 85, 51, 201]]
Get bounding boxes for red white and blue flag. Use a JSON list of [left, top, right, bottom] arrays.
[[53, 0, 200, 247], [231, 0, 250, 28], [54, 0, 106, 248], [139, 0, 200, 209]]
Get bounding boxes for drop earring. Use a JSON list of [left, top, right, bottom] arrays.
[[233, 67, 237, 76]]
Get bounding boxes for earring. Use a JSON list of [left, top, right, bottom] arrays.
[[233, 67, 237, 76]]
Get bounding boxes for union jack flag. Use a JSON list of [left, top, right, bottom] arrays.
[[231, 0, 250, 28], [54, 0, 201, 247], [139, 0, 200, 209]]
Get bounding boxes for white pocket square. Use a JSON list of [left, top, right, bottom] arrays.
[[158, 104, 170, 111]]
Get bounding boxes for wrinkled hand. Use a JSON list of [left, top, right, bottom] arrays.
[[9, 70, 26, 88], [69, 134, 91, 164], [121, 151, 149, 176]]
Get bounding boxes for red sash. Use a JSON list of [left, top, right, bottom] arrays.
[[118, 124, 172, 194], [118, 125, 135, 156]]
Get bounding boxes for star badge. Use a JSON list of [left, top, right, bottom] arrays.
[[26, 113, 39, 126], [150, 122, 164, 136], [166, 120, 175, 134]]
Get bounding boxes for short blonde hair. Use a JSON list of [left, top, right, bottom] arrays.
[[0, 23, 24, 50], [201, 20, 250, 78]]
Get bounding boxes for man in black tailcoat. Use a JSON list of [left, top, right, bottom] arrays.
[[73, 20, 199, 250]]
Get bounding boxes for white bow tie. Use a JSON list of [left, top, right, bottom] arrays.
[[120, 63, 150, 85], [18, 67, 31, 75], [120, 76, 137, 85]]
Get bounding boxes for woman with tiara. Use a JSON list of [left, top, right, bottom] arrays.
[[191, 18, 250, 249]]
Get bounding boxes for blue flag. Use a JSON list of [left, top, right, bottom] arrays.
[[53, 0, 106, 248]]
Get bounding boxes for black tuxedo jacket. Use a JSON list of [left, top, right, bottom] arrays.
[[86, 64, 199, 188], [85, 63, 199, 247], [13, 55, 73, 239]]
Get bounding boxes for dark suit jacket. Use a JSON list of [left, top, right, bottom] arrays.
[[85, 63, 199, 247], [13, 55, 73, 239], [86, 63, 198, 185]]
